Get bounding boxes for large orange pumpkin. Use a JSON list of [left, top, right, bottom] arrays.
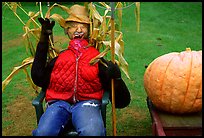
[[144, 48, 202, 114]]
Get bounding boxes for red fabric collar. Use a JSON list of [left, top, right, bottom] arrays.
[[68, 39, 89, 57]]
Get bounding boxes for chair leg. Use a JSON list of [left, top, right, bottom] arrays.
[[34, 105, 44, 124]]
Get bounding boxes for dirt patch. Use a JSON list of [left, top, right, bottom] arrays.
[[2, 35, 69, 52], [2, 36, 24, 51], [119, 107, 145, 121], [2, 95, 37, 136]]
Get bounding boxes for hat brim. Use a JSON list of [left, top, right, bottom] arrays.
[[65, 15, 90, 24]]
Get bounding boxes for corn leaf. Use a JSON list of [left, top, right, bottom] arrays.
[[115, 2, 123, 30], [8, 2, 18, 13], [101, 40, 130, 79], [22, 27, 35, 56], [89, 3, 103, 23], [26, 11, 40, 28], [90, 28, 100, 40], [98, 2, 111, 9], [135, 2, 140, 32], [89, 46, 110, 65], [2, 57, 34, 92], [50, 13, 66, 28], [22, 57, 39, 92]]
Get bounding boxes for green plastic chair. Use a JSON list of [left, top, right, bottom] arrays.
[[32, 90, 110, 136]]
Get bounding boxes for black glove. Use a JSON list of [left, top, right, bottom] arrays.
[[100, 58, 121, 79], [99, 58, 130, 109], [38, 17, 55, 42]]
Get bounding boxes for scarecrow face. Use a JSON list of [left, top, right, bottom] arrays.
[[66, 21, 89, 39]]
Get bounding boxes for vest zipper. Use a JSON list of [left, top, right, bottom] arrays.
[[73, 56, 80, 103]]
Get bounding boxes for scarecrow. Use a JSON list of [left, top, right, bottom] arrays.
[[31, 4, 130, 136]]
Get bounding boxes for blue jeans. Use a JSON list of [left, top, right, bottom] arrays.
[[32, 100, 106, 136]]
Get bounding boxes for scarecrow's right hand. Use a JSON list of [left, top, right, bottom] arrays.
[[100, 58, 121, 79], [38, 17, 55, 36]]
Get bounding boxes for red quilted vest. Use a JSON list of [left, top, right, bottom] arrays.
[[45, 39, 104, 103]]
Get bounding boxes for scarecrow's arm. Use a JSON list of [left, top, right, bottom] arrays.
[[98, 58, 131, 108], [31, 42, 49, 87], [31, 18, 55, 88]]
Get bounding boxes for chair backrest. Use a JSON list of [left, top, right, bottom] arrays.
[[32, 90, 110, 136]]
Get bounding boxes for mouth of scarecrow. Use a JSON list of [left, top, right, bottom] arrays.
[[73, 32, 84, 39]]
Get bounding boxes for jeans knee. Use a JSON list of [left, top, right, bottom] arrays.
[[79, 126, 106, 136], [32, 127, 59, 136]]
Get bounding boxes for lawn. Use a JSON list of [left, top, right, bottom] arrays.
[[2, 2, 202, 136]]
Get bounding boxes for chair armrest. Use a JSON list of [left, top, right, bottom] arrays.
[[101, 90, 110, 128], [32, 90, 46, 124], [32, 90, 45, 106], [102, 90, 110, 106]]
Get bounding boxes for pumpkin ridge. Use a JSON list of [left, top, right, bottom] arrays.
[[180, 51, 193, 113], [160, 54, 176, 112], [146, 58, 158, 101], [188, 52, 202, 113], [190, 81, 202, 112], [166, 55, 180, 113]]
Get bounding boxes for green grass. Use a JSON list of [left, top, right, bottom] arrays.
[[2, 2, 202, 136]]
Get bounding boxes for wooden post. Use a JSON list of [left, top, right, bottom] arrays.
[[135, 2, 140, 32], [110, 2, 117, 136]]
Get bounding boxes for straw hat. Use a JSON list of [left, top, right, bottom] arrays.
[[65, 4, 90, 24]]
